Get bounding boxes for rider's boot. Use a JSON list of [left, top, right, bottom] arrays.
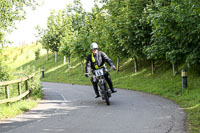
[[110, 88, 117, 93], [95, 95, 100, 98], [93, 84, 100, 98], [104, 72, 117, 93], [94, 90, 100, 98], [91, 77, 100, 98]]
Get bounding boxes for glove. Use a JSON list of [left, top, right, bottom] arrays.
[[111, 65, 116, 71], [85, 73, 90, 77]]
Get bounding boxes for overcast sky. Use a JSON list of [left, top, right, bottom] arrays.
[[6, 0, 95, 46]]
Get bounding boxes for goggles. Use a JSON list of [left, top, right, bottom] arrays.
[[92, 48, 98, 51]]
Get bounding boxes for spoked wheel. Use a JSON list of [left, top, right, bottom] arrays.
[[100, 83, 110, 105], [104, 91, 110, 105]]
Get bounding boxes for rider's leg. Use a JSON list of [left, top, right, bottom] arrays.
[[91, 76, 100, 98], [104, 72, 117, 93]]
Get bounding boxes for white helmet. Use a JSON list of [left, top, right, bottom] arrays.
[[90, 42, 98, 49]]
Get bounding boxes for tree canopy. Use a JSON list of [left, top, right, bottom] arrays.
[[36, 0, 200, 71], [0, 0, 39, 44]]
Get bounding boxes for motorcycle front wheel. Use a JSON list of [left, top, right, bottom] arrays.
[[100, 83, 110, 105]]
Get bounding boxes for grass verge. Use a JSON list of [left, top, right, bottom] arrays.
[[0, 100, 39, 120]]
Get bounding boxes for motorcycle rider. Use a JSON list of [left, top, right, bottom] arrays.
[[85, 42, 117, 98]]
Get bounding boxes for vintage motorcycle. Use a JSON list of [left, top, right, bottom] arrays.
[[92, 68, 112, 105]]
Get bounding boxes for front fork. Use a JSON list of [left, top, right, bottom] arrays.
[[98, 79, 111, 99]]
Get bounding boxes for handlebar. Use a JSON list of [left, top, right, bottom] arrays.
[[108, 67, 113, 72], [85, 67, 115, 78]]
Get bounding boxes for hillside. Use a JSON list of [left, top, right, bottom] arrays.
[[3, 44, 200, 132]]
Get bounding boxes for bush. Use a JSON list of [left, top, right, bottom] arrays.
[[20, 47, 24, 54], [0, 58, 9, 81], [35, 49, 40, 60], [29, 68, 43, 99], [14, 66, 43, 99], [0, 68, 9, 81], [13, 54, 18, 61]]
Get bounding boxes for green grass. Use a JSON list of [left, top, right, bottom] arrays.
[[2, 44, 200, 132], [0, 99, 39, 120]]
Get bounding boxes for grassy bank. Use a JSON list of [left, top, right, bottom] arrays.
[[3, 44, 200, 132], [0, 44, 43, 120]]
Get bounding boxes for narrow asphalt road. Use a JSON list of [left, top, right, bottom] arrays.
[[0, 82, 187, 133]]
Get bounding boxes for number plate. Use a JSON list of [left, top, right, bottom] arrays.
[[94, 68, 104, 77]]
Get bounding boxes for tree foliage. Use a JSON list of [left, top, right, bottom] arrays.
[[36, 0, 200, 72], [146, 0, 200, 66], [0, 0, 39, 44]]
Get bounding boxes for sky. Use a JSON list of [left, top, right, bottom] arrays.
[[6, 0, 95, 46]]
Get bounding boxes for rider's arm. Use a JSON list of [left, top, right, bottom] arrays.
[[85, 55, 91, 74], [100, 51, 114, 67]]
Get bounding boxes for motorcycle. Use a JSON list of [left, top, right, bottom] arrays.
[[92, 68, 112, 105]]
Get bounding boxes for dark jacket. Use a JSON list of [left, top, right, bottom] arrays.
[[85, 51, 114, 74]]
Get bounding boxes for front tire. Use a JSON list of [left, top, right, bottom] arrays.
[[102, 83, 110, 105], [105, 93, 110, 105]]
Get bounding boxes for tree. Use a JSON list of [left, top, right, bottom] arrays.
[[90, 3, 127, 72], [46, 10, 64, 62], [72, 14, 91, 71], [102, 0, 152, 72], [0, 0, 39, 45], [60, 11, 74, 68], [67, 0, 91, 71], [35, 25, 50, 60]]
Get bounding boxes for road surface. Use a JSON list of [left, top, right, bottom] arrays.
[[0, 82, 187, 133]]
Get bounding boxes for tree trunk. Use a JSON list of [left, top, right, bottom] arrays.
[[68, 56, 71, 69], [46, 50, 49, 61], [81, 60, 84, 72], [172, 63, 178, 76], [64, 56, 66, 64], [151, 59, 155, 75], [117, 56, 120, 72], [134, 56, 138, 73], [55, 51, 58, 63]]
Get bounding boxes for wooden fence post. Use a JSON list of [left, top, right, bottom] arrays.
[[18, 82, 22, 95], [5, 85, 10, 106], [5, 86, 9, 99], [25, 80, 29, 98], [152, 59, 155, 75], [31, 77, 34, 89]]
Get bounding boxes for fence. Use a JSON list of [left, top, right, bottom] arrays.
[[0, 74, 34, 105]]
